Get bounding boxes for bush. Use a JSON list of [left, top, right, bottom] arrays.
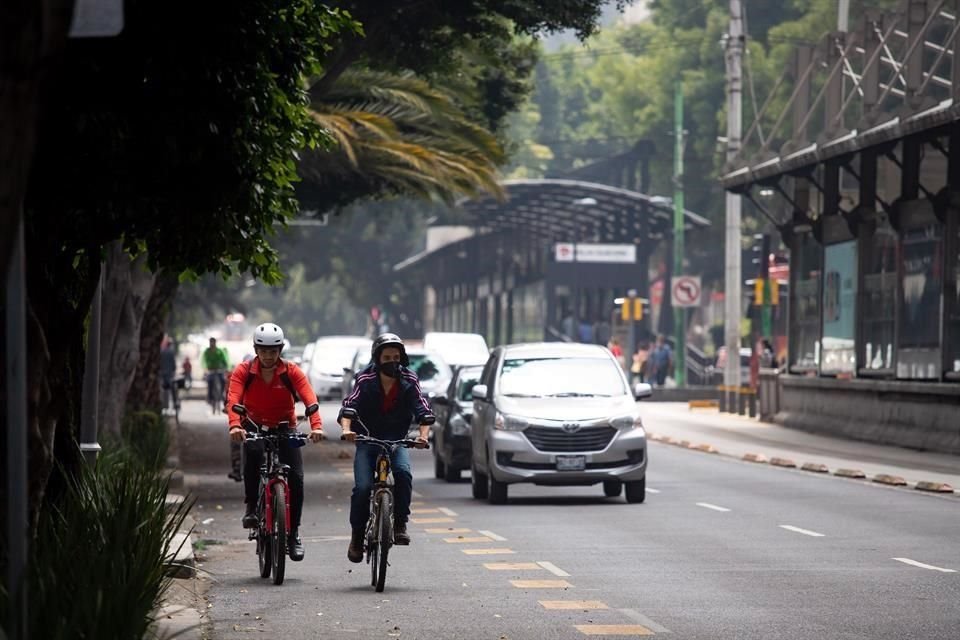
[[1, 446, 192, 640], [119, 410, 171, 472]]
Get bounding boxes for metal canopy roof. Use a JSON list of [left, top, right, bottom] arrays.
[[458, 179, 710, 243], [394, 179, 710, 273]]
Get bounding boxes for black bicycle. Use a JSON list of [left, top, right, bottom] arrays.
[[232, 403, 318, 585], [208, 369, 226, 414], [340, 410, 427, 592]]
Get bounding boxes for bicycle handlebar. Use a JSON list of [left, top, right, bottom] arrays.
[[339, 415, 429, 449]]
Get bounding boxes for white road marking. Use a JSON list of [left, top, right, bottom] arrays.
[[437, 507, 458, 517], [536, 561, 570, 577], [696, 502, 730, 512], [645, 488, 660, 494], [619, 609, 672, 634], [412, 490, 424, 498], [892, 557, 956, 573], [478, 530, 507, 541], [779, 525, 825, 537]]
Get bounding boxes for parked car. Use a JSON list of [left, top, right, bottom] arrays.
[[430, 365, 483, 482], [423, 331, 489, 368], [307, 336, 372, 400], [470, 342, 652, 504]]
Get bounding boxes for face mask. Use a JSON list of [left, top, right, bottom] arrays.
[[379, 361, 402, 378]]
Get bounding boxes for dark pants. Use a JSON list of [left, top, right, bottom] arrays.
[[350, 443, 412, 532], [243, 438, 304, 529]]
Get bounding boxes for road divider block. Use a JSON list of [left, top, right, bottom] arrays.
[[742, 453, 768, 463], [872, 473, 907, 486], [694, 443, 719, 453], [680, 440, 693, 448], [688, 399, 719, 409], [770, 457, 797, 468], [834, 468, 866, 479], [800, 462, 829, 473], [914, 481, 955, 493]]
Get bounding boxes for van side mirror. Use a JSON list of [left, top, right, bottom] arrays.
[[633, 383, 653, 400], [304, 403, 320, 416], [472, 384, 488, 401]]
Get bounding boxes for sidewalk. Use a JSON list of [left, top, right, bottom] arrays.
[[638, 402, 960, 493]]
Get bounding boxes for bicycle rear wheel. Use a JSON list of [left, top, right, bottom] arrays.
[[374, 492, 391, 592], [272, 489, 287, 585]]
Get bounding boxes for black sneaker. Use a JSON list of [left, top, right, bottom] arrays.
[[394, 520, 410, 545], [288, 529, 304, 561], [242, 505, 257, 529], [347, 529, 364, 563], [227, 470, 242, 482]]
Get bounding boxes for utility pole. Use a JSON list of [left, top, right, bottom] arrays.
[[724, 0, 744, 391], [673, 80, 686, 387]]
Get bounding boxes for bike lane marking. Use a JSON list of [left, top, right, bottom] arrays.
[[696, 502, 731, 512], [510, 579, 573, 589], [477, 529, 507, 541], [410, 517, 455, 524], [779, 524, 825, 537], [437, 507, 458, 516], [574, 624, 653, 636], [424, 527, 471, 534], [539, 601, 609, 610], [892, 557, 956, 572], [461, 548, 515, 555], [535, 561, 570, 577], [619, 609, 672, 633], [444, 536, 497, 544], [483, 562, 542, 571]]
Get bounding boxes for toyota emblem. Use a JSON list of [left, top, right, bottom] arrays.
[[561, 423, 581, 433]]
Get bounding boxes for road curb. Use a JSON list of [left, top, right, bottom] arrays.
[[800, 462, 830, 473], [915, 481, 955, 493], [742, 452, 768, 463], [872, 473, 908, 486], [770, 457, 797, 468], [834, 468, 867, 479], [693, 443, 719, 453]]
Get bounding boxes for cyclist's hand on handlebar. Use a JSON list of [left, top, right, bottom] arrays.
[[229, 427, 246, 442], [309, 429, 324, 443], [340, 429, 357, 442], [413, 435, 429, 449]]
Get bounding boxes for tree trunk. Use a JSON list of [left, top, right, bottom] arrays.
[[127, 272, 179, 413], [97, 242, 157, 437]]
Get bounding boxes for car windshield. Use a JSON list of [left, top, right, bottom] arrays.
[[456, 369, 482, 401], [312, 344, 364, 374], [424, 334, 488, 365], [498, 357, 627, 398], [408, 354, 447, 382]]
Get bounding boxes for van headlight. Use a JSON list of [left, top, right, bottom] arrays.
[[450, 413, 471, 436], [494, 412, 528, 431], [612, 415, 644, 432]]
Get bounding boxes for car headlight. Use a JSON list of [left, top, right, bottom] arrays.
[[612, 415, 644, 431], [494, 412, 528, 431], [450, 413, 471, 436]]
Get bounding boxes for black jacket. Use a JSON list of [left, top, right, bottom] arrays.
[[339, 364, 434, 440]]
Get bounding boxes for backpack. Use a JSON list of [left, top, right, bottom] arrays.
[[241, 362, 300, 404]]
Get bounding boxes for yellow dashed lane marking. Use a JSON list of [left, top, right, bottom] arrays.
[[424, 528, 471, 534], [411, 501, 426, 506], [410, 517, 455, 524], [462, 548, 514, 555], [484, 562, 542, 571], [539, 600, 609, 610], [411, 508, 440, 514], [444, 536, 494, 544], [575, 624, 653, 636], [510, 579, 572, 589]]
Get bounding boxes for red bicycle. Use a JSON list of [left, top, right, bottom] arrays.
[[232, 402, 318, 585]]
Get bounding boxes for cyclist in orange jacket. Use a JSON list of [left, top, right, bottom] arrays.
[[226, 323, 323, 562]]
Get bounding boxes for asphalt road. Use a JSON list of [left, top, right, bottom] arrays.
[[179, 400, 960, 640]]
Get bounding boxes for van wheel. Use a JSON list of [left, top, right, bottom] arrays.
[[603, 480, 622, 497], [471, 463, 489, 499], [488, 474, 508, 505], [624, 477, 646, 504], [434, 454, 445, 480]]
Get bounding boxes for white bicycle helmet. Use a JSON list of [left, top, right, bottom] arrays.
[[253, 323, 285, 349]]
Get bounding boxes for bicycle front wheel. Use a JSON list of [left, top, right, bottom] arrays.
[[374, 491, 391, 592], [272, 489, 287, 585]]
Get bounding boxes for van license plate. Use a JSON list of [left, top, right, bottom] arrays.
[[555, 455, 586, 471]]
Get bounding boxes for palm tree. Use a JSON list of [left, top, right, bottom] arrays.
[[300, 69, 506, 209]]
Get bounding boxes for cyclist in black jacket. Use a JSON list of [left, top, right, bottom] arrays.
[[339, 333, 434, 563]]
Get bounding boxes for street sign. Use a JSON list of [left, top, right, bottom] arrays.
[[671, 275, 702, 307], [554, 243, 636, 264]]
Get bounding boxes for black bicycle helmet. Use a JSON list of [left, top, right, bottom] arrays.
[[371, 332, 409, 366]]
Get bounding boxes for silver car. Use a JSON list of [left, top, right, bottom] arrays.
[[307, 336, 372, 400], [470, 342, 652, 504]]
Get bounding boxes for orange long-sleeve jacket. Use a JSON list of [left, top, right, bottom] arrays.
[[226, 358, 322, 432]]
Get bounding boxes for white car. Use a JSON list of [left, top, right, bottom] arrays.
[[307, 336, 372, 400], [423, 331, 489, 368]]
